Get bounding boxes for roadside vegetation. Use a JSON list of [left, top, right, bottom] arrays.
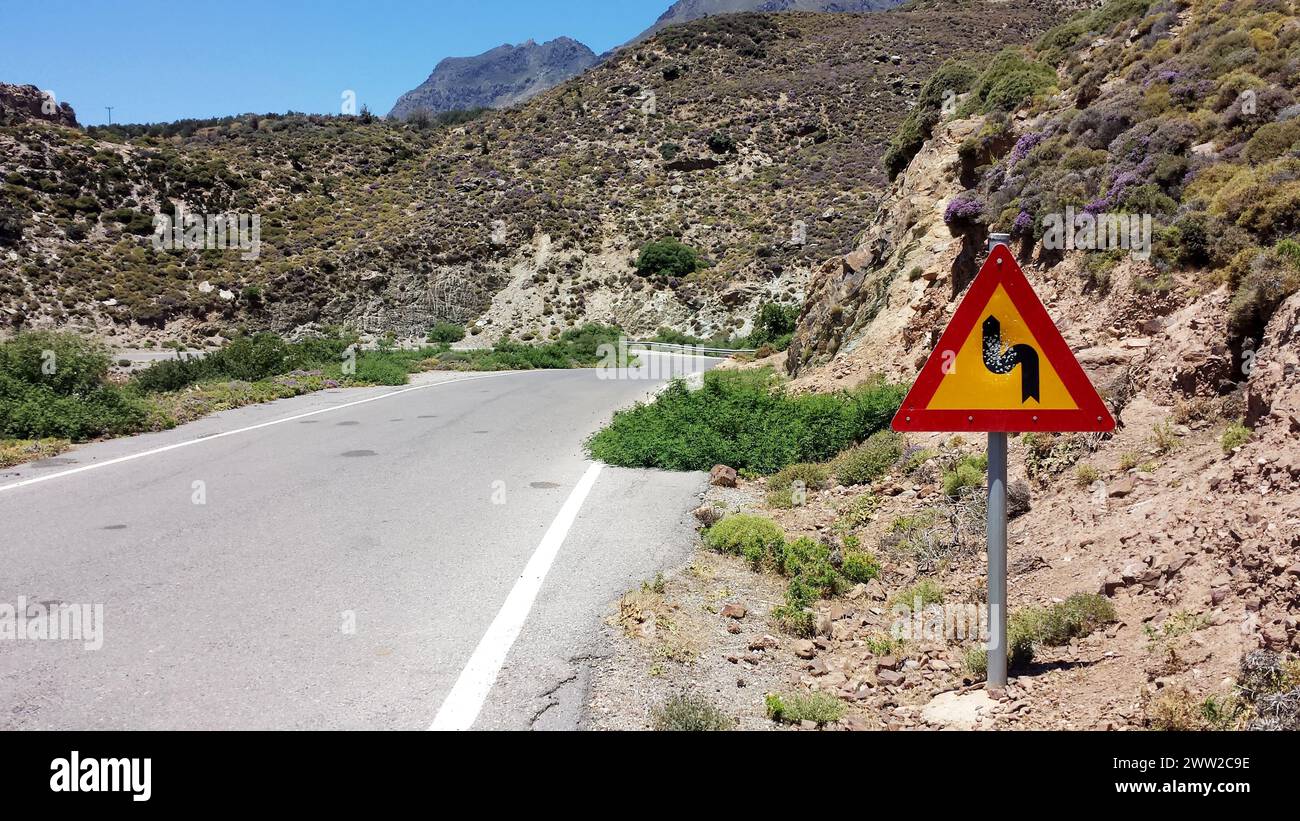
[[587, 367, 905, 473], [651, 693, 735, 731], [0, 324, 630, 468], [964, 593, 1116, 677], [765, 691, 845, 726], [1147, 650, 1300, 731], [650, 301, 802, 353], [703, 513, 880, 636]]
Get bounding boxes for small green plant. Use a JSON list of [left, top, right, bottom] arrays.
[[840, 551, 881, 584], [866, 633, 904, 656], [1151, 419, 1181, 454], [833, 430, 904, 486], [903, 448, 938, 476], [835, 493, 881, 531], [651, 693, 734, 731], [765, 692, 845, 726], [942, 454, 987, 498], [1221, 421, 1252, 453], [1147, 689, 1244, 731], [1030, 593, 1117, 646], [967, 594, 1116, 679], [881, 510, 942, 558], [1149, 610, 1210, 645], [767, 462, 831, 504], [1074, 463, 1100, 488], [891, 578, 944, 609], [703, 514, 786, 569]]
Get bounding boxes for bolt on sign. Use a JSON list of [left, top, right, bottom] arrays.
[[892, 243, 1115, 434]]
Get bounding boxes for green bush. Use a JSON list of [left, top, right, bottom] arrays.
[[834, 430, 904, 485], [960, 48, 1057, 116], [967, 593, 1116, 678], [768, 462, 831, 493], [706, 131, 737, 154], [765, 691, 844, 726], [427, 322, 466, 344], [433, 324, 626, 371], [0, 332, 147, 441], [651, 693, 734, 731], [353, 353, 411, 386], [704, 514, 786, 568], [836, 494, 881, 532], [0, 331, 113, 397], [1030, 593, 1117, 647], [213, 333, 289, 382], [891, 578, 944, 609], [587, 369, 905, 473], [1222, 421, 1252, 453], [748, 302, 799, 349], [635, 238, 700, 278], [883, 59, 978, 179], [841, 551, 881, 584], [942, 454, 988, 497]]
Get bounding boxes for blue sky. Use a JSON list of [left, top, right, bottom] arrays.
[[0, 0, 671, 126]]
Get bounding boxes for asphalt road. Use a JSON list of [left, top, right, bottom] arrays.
[[0, 357, 715, 730]]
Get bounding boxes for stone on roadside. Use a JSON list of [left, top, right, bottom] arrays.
[[709, 465, 738, 488], [693, 505, 723, 528], [721, 603, 747, 620]]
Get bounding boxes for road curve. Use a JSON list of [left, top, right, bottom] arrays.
[[0, 358, 715, 730]]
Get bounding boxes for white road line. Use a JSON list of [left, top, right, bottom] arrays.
[[430, 462, 604, 731], [0, 372, 516, 494]]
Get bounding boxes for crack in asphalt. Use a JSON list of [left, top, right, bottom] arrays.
[[526, 653, 610, 728]]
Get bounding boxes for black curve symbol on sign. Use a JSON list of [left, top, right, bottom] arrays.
[[982, 316, 1040, 404]]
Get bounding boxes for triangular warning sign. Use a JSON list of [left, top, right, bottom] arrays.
[[893, 244, 1115, 433]]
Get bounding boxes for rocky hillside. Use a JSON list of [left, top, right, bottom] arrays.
[[388, 38, 599, 119], [702, 0, 1300, 728], [791, 0, 1299, 378], [634, 0, 905, 41], [0, 3, 1066, 348]]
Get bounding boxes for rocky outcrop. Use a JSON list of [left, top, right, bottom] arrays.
[[0, 83, 79, 128], [388, 38, 597, 119]]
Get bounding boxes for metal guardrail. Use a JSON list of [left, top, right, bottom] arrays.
[[625, 341, 757, 356]]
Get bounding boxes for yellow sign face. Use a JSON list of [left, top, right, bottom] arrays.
[[927, 285, 1079, 411]]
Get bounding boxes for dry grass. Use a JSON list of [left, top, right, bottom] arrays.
[[0, 438, 72, 469]]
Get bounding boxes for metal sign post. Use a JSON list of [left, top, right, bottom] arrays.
[[892, 232, 1114, 693], [986, 437, 1009, 689], [985, 236, 1012, 691]]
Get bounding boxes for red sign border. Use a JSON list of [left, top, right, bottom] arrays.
[[892, 244, 1116, 434]]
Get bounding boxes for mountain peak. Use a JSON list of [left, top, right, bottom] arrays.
[[390, 37, 597, 119]]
